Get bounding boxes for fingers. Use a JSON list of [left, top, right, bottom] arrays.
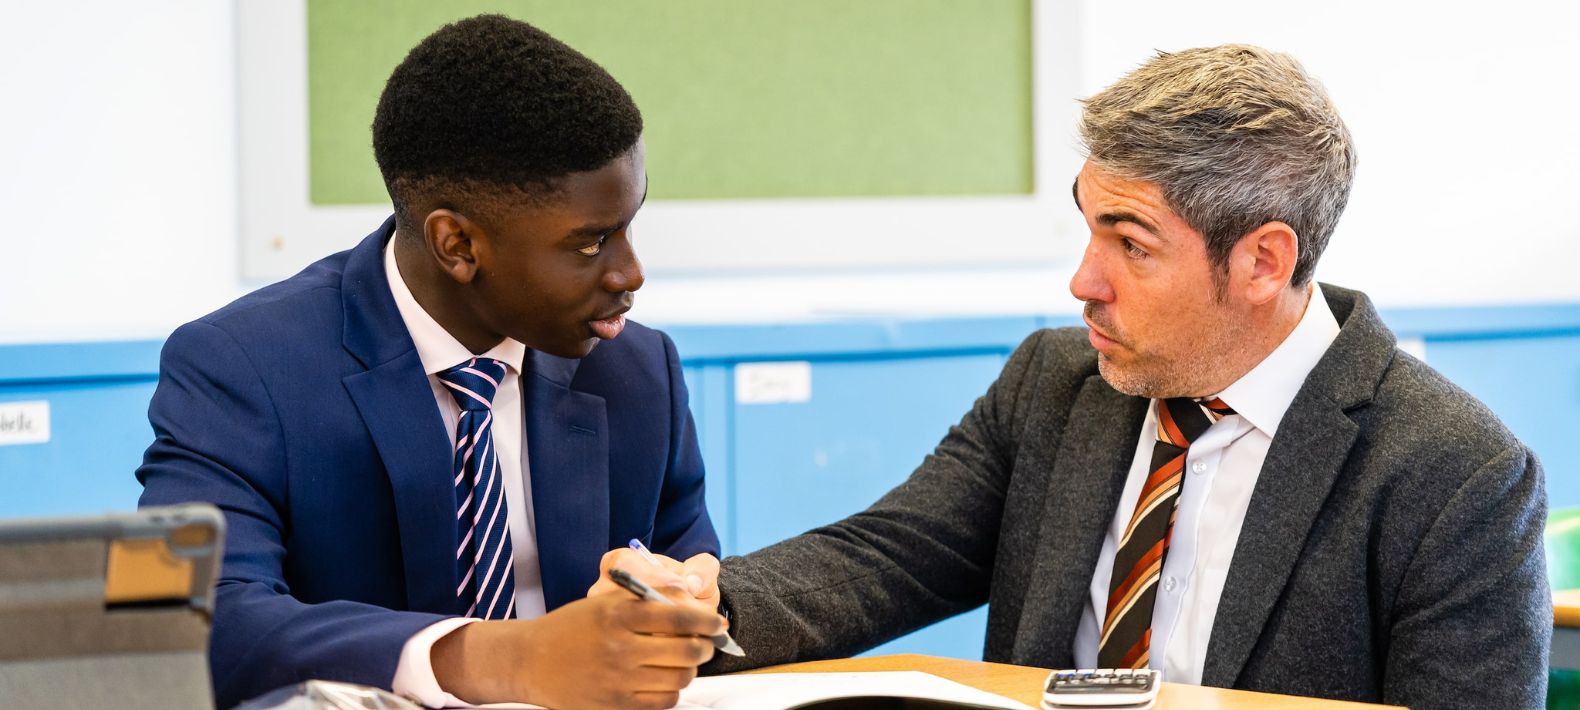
[[681, 553, 721, 606], [626, 631, 716, 668], [614, 597, 727, 639], [629, 691, 683, 710], [590, 548, 692, 600]]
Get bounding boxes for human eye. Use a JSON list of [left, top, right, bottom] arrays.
[[575, 236, 607, 257], [1120, 237, 1147, 258]]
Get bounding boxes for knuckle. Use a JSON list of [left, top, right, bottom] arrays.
[[693, 638, 715, 664], [609, 599, 637, 627]]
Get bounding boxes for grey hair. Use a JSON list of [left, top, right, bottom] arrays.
[[1079, 44, 1356, 287]]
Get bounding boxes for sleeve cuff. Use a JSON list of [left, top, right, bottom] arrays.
[[392, 617, 482, 708]]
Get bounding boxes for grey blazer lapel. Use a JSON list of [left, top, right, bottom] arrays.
[[1202, 284, 1395, 686], [1200, 392, 1357, 685], [1012, 376, 1148, 666]]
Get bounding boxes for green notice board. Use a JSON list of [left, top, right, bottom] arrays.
[[307, 0, 1033, 204]]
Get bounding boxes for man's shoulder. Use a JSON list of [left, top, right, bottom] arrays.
[[1315, 283, 1527, 471], [1365, 347, 1524, 461], [1006, 326, 1103, 388]]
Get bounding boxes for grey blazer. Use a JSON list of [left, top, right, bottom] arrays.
[[709, 285, 1550, 709]]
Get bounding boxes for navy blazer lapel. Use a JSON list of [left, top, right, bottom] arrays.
[[1013, 376, 1148, 666], [523, 348, 610, 611], [339, 218, 462, 614], [1202, 285, 1394, 687]]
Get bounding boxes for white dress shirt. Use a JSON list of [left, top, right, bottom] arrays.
[[383, 239, 547, 707], [1073, 284, 1341, 685]]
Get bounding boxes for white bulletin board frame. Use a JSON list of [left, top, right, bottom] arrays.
[[237, 0, 1086, 281]]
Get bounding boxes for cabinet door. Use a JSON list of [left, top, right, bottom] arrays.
[[732, 352, 1006, 658], [0, 380, 156, 518]]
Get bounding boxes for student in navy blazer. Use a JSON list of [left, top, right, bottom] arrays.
[[138, 16, 726, 710]]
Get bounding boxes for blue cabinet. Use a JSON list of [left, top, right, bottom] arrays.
[[728, 354, 1005, 658], [730, 354, 1006, 553], [0, 341, 161, 518], [669, 317, 1044, 660]]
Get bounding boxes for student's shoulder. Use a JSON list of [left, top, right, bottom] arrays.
[[568, 320, 682, 401], [580, 319, 672, 372], [170, 250, 352, 355]]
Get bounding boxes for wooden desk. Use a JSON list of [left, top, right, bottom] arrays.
[[746, 654, 1402, 709], [1555, 589, 1580, 671]]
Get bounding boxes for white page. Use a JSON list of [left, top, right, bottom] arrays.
[[674, 671, 1031, 710], [468, 671, 1032, 710]]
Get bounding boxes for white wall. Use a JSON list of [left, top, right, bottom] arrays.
[[1076, 0, 1580, 307], [0, 1, 241, 344], [3, 1, 1577, 342]]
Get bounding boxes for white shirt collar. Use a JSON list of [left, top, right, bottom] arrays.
[[1209, 283, 1341, 437], [384, 236, 526, 376]]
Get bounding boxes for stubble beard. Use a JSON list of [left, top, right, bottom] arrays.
[[1095, 312, 1251, 399]]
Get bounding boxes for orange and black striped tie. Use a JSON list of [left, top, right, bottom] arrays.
[[1097, 397, 1234, 669]]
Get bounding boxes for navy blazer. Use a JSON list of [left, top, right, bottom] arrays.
[[137, 218, 718, 708]]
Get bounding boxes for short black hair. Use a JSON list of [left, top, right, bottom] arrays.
[[372, 14, 643, 230]]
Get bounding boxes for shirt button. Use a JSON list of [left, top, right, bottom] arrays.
[[1163, 576, 1178, 592], [1191, 460, 1208, 474]]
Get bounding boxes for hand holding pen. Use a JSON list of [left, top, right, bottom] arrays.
[[609, 569, 744, 656], [589, 540, 742, 656]]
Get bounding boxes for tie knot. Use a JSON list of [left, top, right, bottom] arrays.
[[1156, 396, 1233, 447], [438, 358, 507, 411]]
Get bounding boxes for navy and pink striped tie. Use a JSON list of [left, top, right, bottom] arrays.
[[439, 357, 515, 619]]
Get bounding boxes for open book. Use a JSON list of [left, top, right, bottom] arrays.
[[474, 671, 1032, 710]]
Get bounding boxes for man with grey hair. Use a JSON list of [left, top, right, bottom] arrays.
[[594, 45, 1550, 707]]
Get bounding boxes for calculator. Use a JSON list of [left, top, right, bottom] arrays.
[[1041, 669, 1161, 710]]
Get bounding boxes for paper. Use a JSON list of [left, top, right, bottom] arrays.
[[468, 671, 1031, 710], [672, 671, 1031, 709]]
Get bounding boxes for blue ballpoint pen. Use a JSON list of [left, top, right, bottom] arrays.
[[618, 540, 745, 656]]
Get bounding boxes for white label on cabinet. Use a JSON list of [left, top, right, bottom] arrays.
[[735, 362, 813, 404], [0, 401, 50, 446]]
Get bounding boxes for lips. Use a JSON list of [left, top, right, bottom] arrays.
[[589, 307, 630, 340], [1084, 317, 1120, 352]]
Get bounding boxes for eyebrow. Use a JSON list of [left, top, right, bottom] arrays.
[[565, 184, 650, 239], [1097, 210, 1161, 237], [1073, 176, 1163, 238]]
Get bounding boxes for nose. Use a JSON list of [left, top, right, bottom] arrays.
[[1069, 239, 1113, 304], [602, 235, 645, 294]]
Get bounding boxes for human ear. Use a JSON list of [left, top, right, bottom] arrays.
[[422, 209, 484, 285], [1231, 221, 1299, 306]]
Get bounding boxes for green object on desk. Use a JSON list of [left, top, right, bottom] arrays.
[[1549, 507, 1580, 591], [1548, 508, 1580, 710]]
